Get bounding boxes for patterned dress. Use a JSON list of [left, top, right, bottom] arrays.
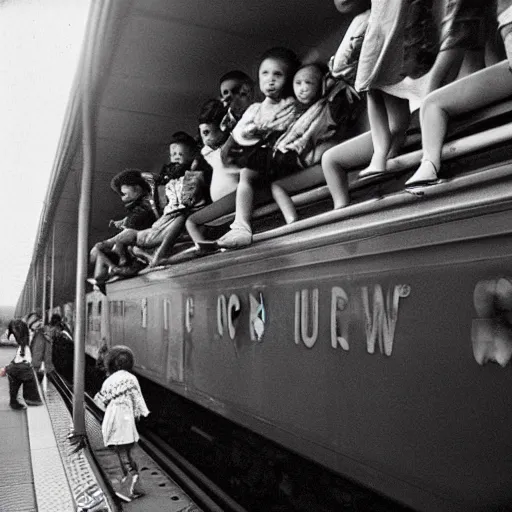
[[94, 370, 149, 446]]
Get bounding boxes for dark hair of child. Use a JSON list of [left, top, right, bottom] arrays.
[[169, 131, 198, 152], [219, 70, 254, 88], [110, 168, 152, 196], [106, 345, 134, 374], [8, 319, 30, 357], [259, 47, 301, 96], [198, 99, 228, 126], [300, 61, 329, 78], [50, 313, 62, 326]]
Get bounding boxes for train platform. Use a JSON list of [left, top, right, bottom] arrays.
[[0, 346, 77, 511]]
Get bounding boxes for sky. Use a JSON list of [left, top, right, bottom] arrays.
[[0, 0, 90, 307]]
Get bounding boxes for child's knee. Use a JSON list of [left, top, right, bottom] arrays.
[[321, 146, 338, 171]]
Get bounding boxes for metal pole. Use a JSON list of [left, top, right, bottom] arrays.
[[42, 245, 48, 324], [72, 0, 104, 436], [49, 225, 55, 318], [32, 263, 37, 312]]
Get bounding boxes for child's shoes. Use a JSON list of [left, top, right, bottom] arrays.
[[25, 399, 43, 406], [115, 473, 144, 502]]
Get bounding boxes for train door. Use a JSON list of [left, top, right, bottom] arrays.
[[165, 292, 185, 384], [137, 294, 168, 381], [121, 298, 147, 369], [109, 299, 124, 346]]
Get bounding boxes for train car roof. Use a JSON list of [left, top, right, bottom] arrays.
[[18, 0, 352, 310]]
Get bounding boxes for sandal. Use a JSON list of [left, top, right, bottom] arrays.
[[357, 164, 387, 179], [405, 159, 439, 188]]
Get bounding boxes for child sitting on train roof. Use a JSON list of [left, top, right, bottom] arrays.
[[219, 70, 255, 133], [186, 99, 243, 246], [155, 131, 199, 186], [404, 1, 499, 188], [198, 99, 240, 202], [213, 47, 301, 249], [262, 60, 365, 224], [88, 169, 157, 291], [110, 133, 211, 270], [275, 60, 363, 171]]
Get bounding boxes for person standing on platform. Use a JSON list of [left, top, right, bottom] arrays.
[[1, 319, 43, 410], [94, 345, 149, 502], [26, 312, 55, 380]]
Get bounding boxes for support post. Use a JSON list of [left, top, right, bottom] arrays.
[[42, 245, 48, 324], [49, 225, 55, 317], [32, 263, 37, 313], [72, 0, 107, 438]]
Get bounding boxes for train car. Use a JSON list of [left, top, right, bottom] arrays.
[[16, 1, 512, 510]]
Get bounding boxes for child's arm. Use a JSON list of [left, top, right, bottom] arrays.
[[133, 381, 150, 419], [93, 392, 106, 411]]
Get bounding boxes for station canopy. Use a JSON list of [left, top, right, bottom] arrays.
[[19, 0, 353, 311]]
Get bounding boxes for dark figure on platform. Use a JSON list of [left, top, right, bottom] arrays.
[[4, 319, 43, 410], [26, 311, 55, 380], [49, 313, 72, 341]]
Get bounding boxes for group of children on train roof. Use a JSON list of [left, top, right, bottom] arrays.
[[88, 0, 512, 290]]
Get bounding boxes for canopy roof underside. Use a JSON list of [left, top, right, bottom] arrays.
[[17, 0, 352, 312]]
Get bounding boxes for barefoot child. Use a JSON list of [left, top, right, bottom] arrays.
[[94, 345, 149, 502]]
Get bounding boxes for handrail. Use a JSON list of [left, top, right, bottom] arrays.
[[126, 157, 512, 285]]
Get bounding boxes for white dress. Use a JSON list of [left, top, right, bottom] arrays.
[[94, 370, 149, 446], [201, 145, 239, 202]]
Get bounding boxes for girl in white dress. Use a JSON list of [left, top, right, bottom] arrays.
[[94, 345, 149, 502]]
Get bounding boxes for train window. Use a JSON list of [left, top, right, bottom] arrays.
[[163, 299, 170, 330], [87, 301, 93, 332], [141, 298, 147, 328]]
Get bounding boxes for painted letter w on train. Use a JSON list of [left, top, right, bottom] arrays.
[[361, 285, 410, 356]]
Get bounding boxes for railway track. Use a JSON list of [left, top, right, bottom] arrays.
[[50, 370, 248, 512]]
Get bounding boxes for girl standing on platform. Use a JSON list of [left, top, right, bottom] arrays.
[[2, 319, 43, 410], [94, 345, 149, 502]]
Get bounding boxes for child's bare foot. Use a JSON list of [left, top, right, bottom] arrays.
[[217, 227, 252, 249], [283, 210, 298, 224]]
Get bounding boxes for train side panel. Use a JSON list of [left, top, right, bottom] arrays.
[[106, 189, 512, 511]]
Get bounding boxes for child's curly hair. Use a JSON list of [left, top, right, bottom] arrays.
[[198, 99, 228, 126], [105, 345, 134, 374]]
